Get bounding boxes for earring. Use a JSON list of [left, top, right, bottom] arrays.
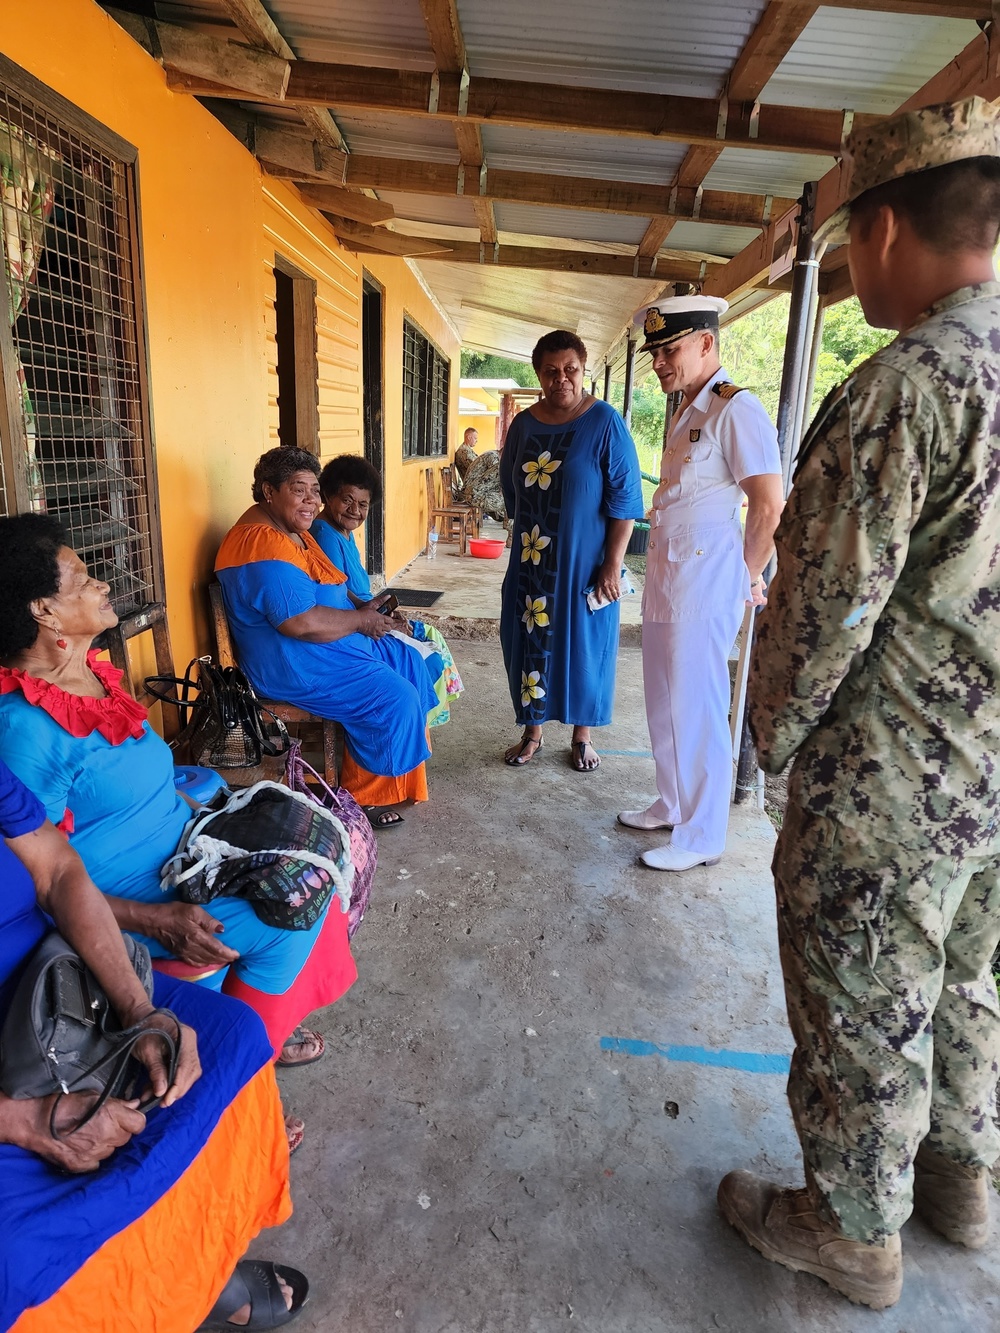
[[55, 637, 68, 650]]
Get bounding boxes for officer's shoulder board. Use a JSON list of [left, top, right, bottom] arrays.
[[712, 382, 747, 400]]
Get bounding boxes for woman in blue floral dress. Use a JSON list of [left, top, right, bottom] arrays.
[[499, 331, 643, 771]]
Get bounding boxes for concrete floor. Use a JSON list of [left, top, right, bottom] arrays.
[[255, 641, 1000, 1333], [387, 521, 644, 637]]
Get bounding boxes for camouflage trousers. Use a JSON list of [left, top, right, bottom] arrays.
[[773, 802, 1000, 1243]]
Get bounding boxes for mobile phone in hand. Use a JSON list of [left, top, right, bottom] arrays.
[[377, 594, 399, 616]]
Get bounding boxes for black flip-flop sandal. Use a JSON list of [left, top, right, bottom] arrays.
[[198, 1260, 309, 1330], [504, 733, 544, 766], [570, 741, 601, 772], [365, 807, 405, 830]]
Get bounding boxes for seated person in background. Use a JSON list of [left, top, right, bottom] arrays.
[[0, 758, 304, 1333], [458, 447, 508, 525], [311, 454, 464, 726], [454, 427, 479, 489], [0, 514, 357, 1153], [216, 448, 437, 828]]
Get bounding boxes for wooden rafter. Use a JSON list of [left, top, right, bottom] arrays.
[[418, 0, 498, 245], [407, 242, 722, 282], [637, 1, 819, 259], [161, 49, 867, 155], [727, 1, 821, 103], [333, 157, 792, 227], [705, 26, 1000, 302], [215, 0, 347, 151]]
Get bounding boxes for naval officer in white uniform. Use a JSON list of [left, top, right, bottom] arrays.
[[619, 296, 783, 871]]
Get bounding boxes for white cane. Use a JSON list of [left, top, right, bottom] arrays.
[[730, 601, 765, 808]]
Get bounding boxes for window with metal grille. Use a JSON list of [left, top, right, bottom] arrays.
[[401, 317, 449, 460], [0, 56, 160, 618]]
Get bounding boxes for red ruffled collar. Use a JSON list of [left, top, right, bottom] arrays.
[[0, 651, 148, 745]]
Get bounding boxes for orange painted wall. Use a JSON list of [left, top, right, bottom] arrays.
[[1, 0, 459, 672]]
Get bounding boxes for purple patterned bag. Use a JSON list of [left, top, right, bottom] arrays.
[[284, 740, 377, 939]]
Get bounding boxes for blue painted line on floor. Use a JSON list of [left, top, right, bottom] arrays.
[[601, 1036, 791, 1075], [594, 748, 654, 757]]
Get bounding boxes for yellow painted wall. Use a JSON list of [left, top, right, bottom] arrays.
[[2, 0, 459, 674]]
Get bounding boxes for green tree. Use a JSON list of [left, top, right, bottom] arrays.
[[460, 351, 538, 387]]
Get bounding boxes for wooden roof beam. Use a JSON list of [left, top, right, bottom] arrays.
[[412, 242, 723, 282], [727, 2, 820, 103], [704, 26, 1000, 302], [162, 54, 867, 155], [337, 157, 792, 226], [637, 2, 819, 259], [418, 0, 498, 246], [216, 0, 348, 151]]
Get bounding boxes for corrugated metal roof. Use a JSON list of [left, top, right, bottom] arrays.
[[662, 221, 758, 260], [460, 0, 768, 96], [480, 125, 687, 184], [146, 0, 989, 362], [334, 112, 460, 162], [377, 192, 481, 229], [264, 0, 434, 68], [762, 8, 978, 113], [492, 203, 650, 247], [703, 148, 837, 200], [411, 258, 663, 367]]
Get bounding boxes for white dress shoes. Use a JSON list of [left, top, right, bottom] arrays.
[[617, 808, 673, 831], [640, 844, 722, 872]]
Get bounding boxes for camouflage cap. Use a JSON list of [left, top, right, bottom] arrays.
[[817, 95, 1000, 243]]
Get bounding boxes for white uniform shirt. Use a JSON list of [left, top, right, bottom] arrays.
[[643, 367, 781, 623]]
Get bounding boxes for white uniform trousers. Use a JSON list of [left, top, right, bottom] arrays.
[[641, 610, 741, 857]]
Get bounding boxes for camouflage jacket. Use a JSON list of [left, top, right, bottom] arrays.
[[750, 282, 1000, 854]]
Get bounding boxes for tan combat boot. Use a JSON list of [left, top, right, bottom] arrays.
[[913, 1141, 991, 1249], [717, 1170, 903, 1310]]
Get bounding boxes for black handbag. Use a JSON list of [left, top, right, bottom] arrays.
[[146, 655, 289, 769], [0, 931, 180, 1141]]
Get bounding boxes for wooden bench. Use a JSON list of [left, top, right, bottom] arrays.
[[208, 582, 340, 788]]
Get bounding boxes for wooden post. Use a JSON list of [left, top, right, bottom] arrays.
[[602, 363, 612, 401]]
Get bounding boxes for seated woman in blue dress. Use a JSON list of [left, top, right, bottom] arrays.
[[311, 454, 464, 726], [0, 759, 304, 1332], [216, 448, 438, 827], [0, 514, 358, 1153]]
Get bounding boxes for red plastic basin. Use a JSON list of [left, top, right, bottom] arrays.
[[468, 538, 506, 559]]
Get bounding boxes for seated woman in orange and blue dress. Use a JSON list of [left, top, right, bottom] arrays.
[[0, 514, 358, 1152], [0, 758, 302, 1333], [310, 455, 463, 727], [215, 448, 438, 827]]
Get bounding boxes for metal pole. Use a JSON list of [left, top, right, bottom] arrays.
[[800, 302, 826, 443], [622, 336, 637, 427], [603, 362, 612, 402], [734, 179, 820, 806]]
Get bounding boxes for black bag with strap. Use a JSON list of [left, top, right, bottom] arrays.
[[146, 656, 289, 768], [0, 931, 180, 1141]]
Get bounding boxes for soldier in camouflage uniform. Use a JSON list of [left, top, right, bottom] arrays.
[[717, 97, 1000, 1309]]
